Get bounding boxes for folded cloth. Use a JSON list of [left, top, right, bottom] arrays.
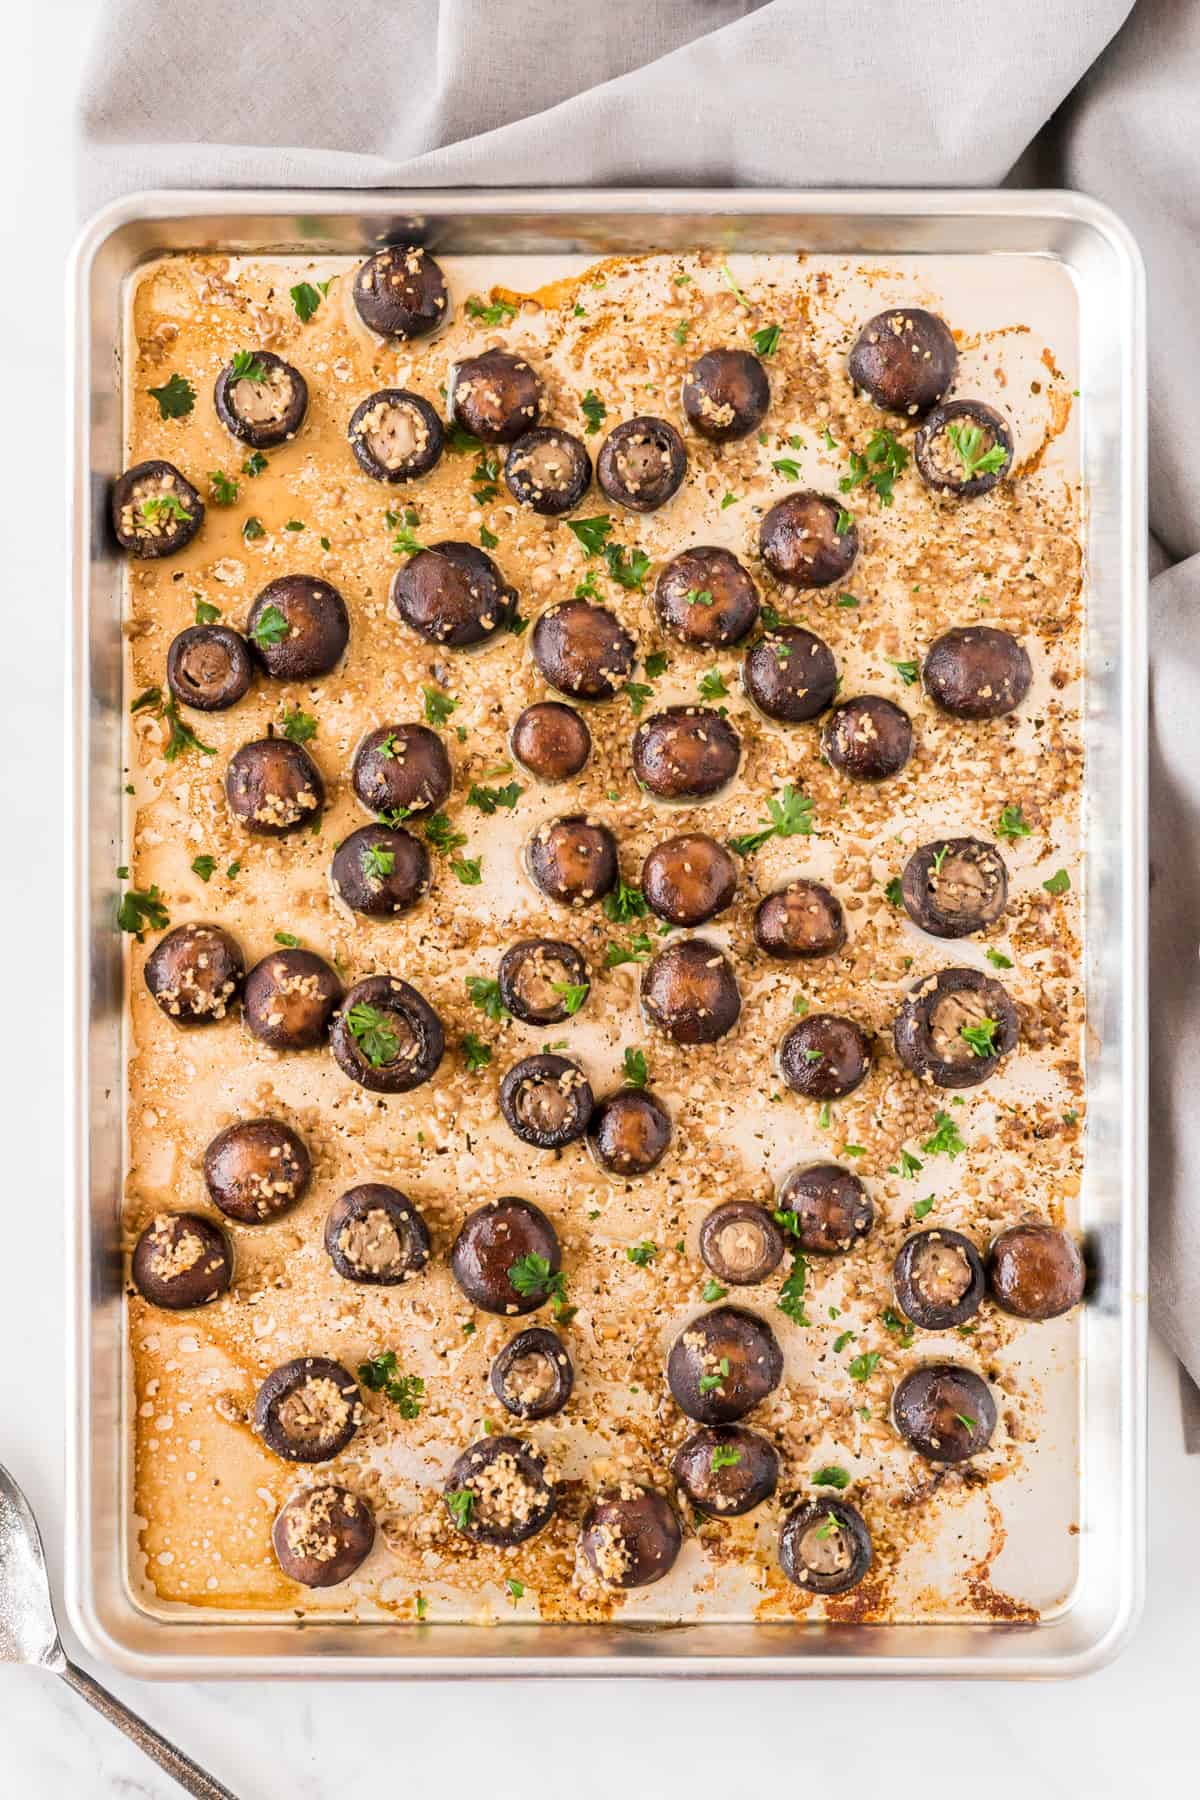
[[76, 0, 1200, 1387]]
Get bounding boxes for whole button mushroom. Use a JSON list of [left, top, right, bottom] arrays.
[[631, 707, 741, 801], [779, 1014, 872, 1100], [754, 880, 846, 959], [444, 1435, 557, 1546], [671, 1425, 779, 1517], [323, 1184, 431, 1285], [330, 975, 445, 1094], [243, 948, 342, 1051], [642, 833, 738, 928], [759, 492, 858, 589], [450, 1197, 562, 1316], [654, 546, 760, 648], [894, 1229, 986, 1330], [144, 922, 244, 1026], [775, 1164, 874, 1256], [681, 349, 770, 442], [499, 1053, 595, 1151], [490, 1327, 574, 1421], [347, 389, 444, 483], [901, 838, 1008, 938], [226, 738, 325, 836], [848, 307, 958, 417], [203, 1118, 312, 1224], [255, 1356, 362, 1463], [667, 1306, 784, 1425], [214, 350, 308, 448], [351, 723, 452, 818], [498, 939, 590, 1027], [131, 1213, 233, 1310], [504, 427, 592, 515], [915, 400, 1014, 498], [450, 348, 544, 445], [642, 938, 741, 1045], [247, 576, 349, 680], [822, 696, 913, 781], [531, 599, 636, 702], [525, 815, 618, 908], [987, 1223, 1086, 1320], [273, 1485, 375, 1588], [511, 701, 592, 782], [331, 824, 430, 917], [893, 1364, 997, 1463], [166, 625, 253, 712], [587, 1089, 672, 1177], [580, 1484, 682, 1588], [352, 245, 449, 341], [893, 966, 1019, 1090], [392, 541, 516, 647], [779, 1499, 873, 1597], [922, 626, 1032, 720], [112, 460, 205, 558], [596, 416, 687, 512], [698, 1202, 785, 1287], [743, 625, 838, 723]]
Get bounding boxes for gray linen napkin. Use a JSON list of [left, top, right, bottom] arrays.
[[76, 0, 1200, 1385]]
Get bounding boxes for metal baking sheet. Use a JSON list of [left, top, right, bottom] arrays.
[[66, 188, 1147, 1678]]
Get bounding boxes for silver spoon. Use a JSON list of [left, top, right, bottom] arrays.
[[0, 1462, 237, 1798]]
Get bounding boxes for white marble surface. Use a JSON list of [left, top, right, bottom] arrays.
[[4, 3, 1198, 1793]]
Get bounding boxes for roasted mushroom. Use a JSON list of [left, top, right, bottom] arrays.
[[499, 1053, 594, 1150], [848, 308, 957, 417], [631, 707, 741, 801], [273, 1485, 375, 1588], [667, 1305, 783, 1424], [450, 1197, 562, 1315], [450, 349, 544, 444], [901, 838, 1008, 938], [987, 1223, 1087, 1320], [698, 1202, 785, 1286], [331, 824, 430, 916], [779, 1499, 872, 1596], [323, 1184, 430, 1284], [498, 939, 589, 1026], [682, 348, 770, 442], [347, 389, 444, 482], [131, 1213, 232, 1310], [779, 1015, 872, 1100], [587, 1089, 672, 1177], [243, 948, 342, 1051], [642, 938, 741, 1045], [775, 1164, 874, 1256], [654, 546, 760, 647], [893, 1364, 997, 1462], [923, 626, 1032, 719], [511, 701, 592, 782], [225, 738, 325, 836], [166, 625, 253, 711], [676, 1428, 779, 1524], [915, 400, 1014, 498], [352, 246, 449, 341], [580, 1484, 682, 1588], [351, 723, 452, 817], [444, 1435, 557, 1546], [754, 880, 846, 959], [144, 922, 244, 1026], [894, 1229, 985, 1330], [893, 966, 1019, 1089], [743, 626, 838, 723], [391, 541, 516, 647], [246, 576, 349, 680], [822, 696, 913, 781], [202, 1118, 311, 1224], [525, 815, 618, 907], [642, 833, 737, 927], [596, 416, 687, 511], [530, 600, 636, 701], [112, 460, 204, 558], [255, 1357, 362, 1463], [504, 427, 592, 515], [490, 1327, 574, 1420], [759, 492, 858, 588], [330, 975, 445, 1094], [214, 350, 308, 448]]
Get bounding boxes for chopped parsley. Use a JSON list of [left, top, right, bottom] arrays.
[[392, 524, 427, 556], [1043, 868, 1071, 896], [720, 491, 739, 509], [507, 1253, 573, 1320], [462, 1033, 492, 1074], [812, 1465, 851, 1490], [882, 1306, 915, 1349], [624, 680, 654, 717], [699, 1356, 732, 1395], [274, 930, 300, 948], [711, 1445, 743, 1471], [922, 1110, 967, 1158], [996, 803, 1031, 842], [451, 856, 482, 885], [772, 457, 802, 480], [250, 604, 289, 647], [566, 514, 613, 557], [242, 516, 266, 541], [193, 597, 220, 625], [422, 686, 458, 727], [465, 294, 517, 326], [603, 880, 648, 925], [604, 932, 654, 968], [720, 262, 749, 306], [848, 1351, 881, 1384], [550, 980, 589, 1015], [362, 844, 395, 881], [839, 427, 909, 507], [626, 1240, 658, 1268], [945, 423, 1008, 481], [895, 1148, 923, 1178], [467, 780, 522, 814], [778, 1252, 810, 1326], [604, 542, 651, 590], [242, 450, 268, 477], [163, 698, 215, 761], [622, 1047, 648, 1088], [117, 885, 169, 940], [832, 1330, 855, 1353], [912, 1196, 935, 1220], [229, 350, 269, 383], [445, 1489, 475, 1530], [346, 1003, 399, 1067], [581, 389, 607, 433], [357, 1352, 424, 1418], [465, 976, 509, 1022], [138, 494, 192, 526], [884, 877, 904, 907], [698, 667, 729, 701], [961, 1016, 1000, 1057], [478, 524, 498, 549], [888, 658, 920, 686], [702, 1280, 728, 1303], [751, 323, 782, 357], [837, 593, 860, 608], [423, 814, 466, 856], [672, 320, 691, 345], [148, 372, 195, 419], [985, 947, 1013, 969], [506, 1578, 524, 1603], [208, 470, 238, 505], [280, 708, 317, 744], [954, 1411, 978, 1433], [728, 783, 814, 856], [191, 854, 216, 882], [834, 507, 855, 536]]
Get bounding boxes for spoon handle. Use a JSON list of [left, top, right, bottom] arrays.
[[58, 1660, 238, 1799]]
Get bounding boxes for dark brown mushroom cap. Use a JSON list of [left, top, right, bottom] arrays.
[[667, 1305, 784, 1425], [893, 1364, 997, 1462], [587, 1088, 672, 1177], [641, 938, 741, 1045], [214, 350, 308, 448], [779, 1498, 873, 1596], [631, 706, 742, 801], [642, 832, 738, 926], [894, 1229, 985, 1330], [922, 626, 1032, 719], [144, 922, 245, 1027], [681, 349, 770, 442], [243, 948, 342, 1051], [246, 576, 349, 680], [112, 460, 205, 558], [450, 1197, 562, 1315], [273, 1484, 375, 1588], [754, 880, 846, 959], [743, 626, 838, 723], [511, 701, 592, 782], [225, 738, 325, 836], [330, 975, 445, 1094], [779, 1014, 872, 1100], [901, 838, 1008, 938], [822, 695, 913, 781], [987, 1223, 1087, 1320], [351, 723, 452, 817], [775, 1163, 874, 1256], [391, 541, 517, 647], [654, 546, 760, 647], [596, 415, 687, 512], [347, 389, 444, 482], [445, 1434, 557, 1546], [450, 348, 544, 444], [497, 939, 589, 1026], [759, 492, 858, 588], [893, 966, 1019, 1089], [166, 625, 253, 712], [847, 307, 958, 417], [580, 1484, 682, 1588], [331, 823, 430, 917], [504, 427, 592, 516], [202, 1118, 312, 1224], [671, 1424, 779, 1517], [490, 1327, 574, 1420], [499, 1053, 594, 1150], [530, 599, 636, 701], [255, 1357, 362, 1463], [525, 814, 619, 907], [131, 1212, 233, 1310], [323, 1184, 431, 1285], [915, 399, 1014, 498], [698, 1201, 785, 1286], [352, 245, 449, 341]]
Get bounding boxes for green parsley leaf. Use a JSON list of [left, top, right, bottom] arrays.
[[280, 708, 317, 743], [832, 1329, 855, 1353], [839, 427, 909, 507], [626, 1240, 658, 1268], [684, 587, 713, 609], [194, 597, 221, 625], [163, 699, 216, 761], [242, 516, 266, 541], [229, 350, 269, 383], [961, 1016, 1000, 1057], [912, 1196, 935, 1220], [888, 657, 920, 686], [392, 524, 427, 556], [954, 1411, 978, 1432], [208, 470, 238, 505], [699, 1356, 733, 1395], [985, 947, 1014, 969], [884, 876, 904, 907], [130, 685, 162, 714], [622, 1047, 648, 1088], [288, 280, 324, 322], [778, 1253, 810, 1325], [603, 932, 654, 968], [834, 507, 855, 536], [702, 1280, 728, 1303], [506, 1578, 524, 1602], [423, 813, 467, 856], [672, 320, 691, 345], [347, 1003, 400, 1067], [445, 1489, 475, 1530], [191, 854, 216, 882], [897, 1148, 924, 1178], [603, 880, 648, 925], [848, 1351, 881, 1383], [242, 450, 268, 477], [837, 593, 860, 608], [274, 930, 300, 948], [604, 543, 650, 590], [720, 491, 739, 509], [452, 856, 482, 885], [479, 524, 499, 549], [566, 514, 614, 557], [698, 667, 729, 701], [362, 844, 395, 881], [812, 1464, 851, 1490], [250, 604, 289, 647], [882, 1306, 915, 1349], [468, 780, 522, 815], [446, 421, 484, 455], [581, 389, 607, 434], [728, 784, 814, 856], [772, 457, 802, 480], [465, 293, 517, 326], [721, 262, 749, 306], [462, 1033, 492, 1074], [944, 423, 1009, 481], [423, 686, 458, 727], [624, 680, 653, 716], [1043, 868, 1071, 896], [465, 976, 509, 1023], [550, 980, 589, 1015], [751, 323, 782, 357], [643, 650, 669, 681], [148, 372, 195, 419], [792, 994, 809, 1015], [711, 1445, 743, 1471], [922, 1110, 967, 1158], [137, 494, 193, 527], [117, 885, 169, 940], [996, 804, 1032, 842]]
